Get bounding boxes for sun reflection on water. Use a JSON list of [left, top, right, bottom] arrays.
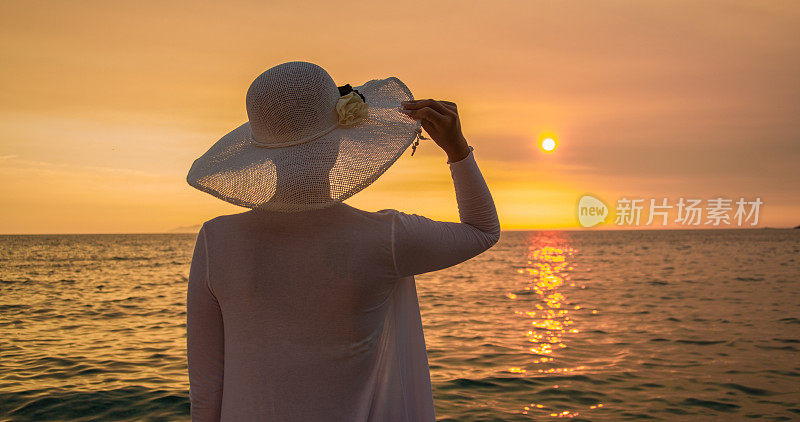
[[506, 232, 604, 418]]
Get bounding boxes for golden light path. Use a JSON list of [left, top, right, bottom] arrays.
[[506, 232, 604, 418]]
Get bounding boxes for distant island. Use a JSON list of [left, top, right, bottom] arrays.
[[168, 224, 202, 233]]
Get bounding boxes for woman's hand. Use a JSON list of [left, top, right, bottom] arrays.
[[401, 99, 471, 163]]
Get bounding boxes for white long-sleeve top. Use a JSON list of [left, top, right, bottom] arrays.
[[186, 146, 500, 421]]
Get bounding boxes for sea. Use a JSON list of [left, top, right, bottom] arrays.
[[1, 229, 798, 421]]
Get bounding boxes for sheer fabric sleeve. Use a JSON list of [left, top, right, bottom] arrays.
[[390, 146, 501, 277], [186, 224, 224, 421]]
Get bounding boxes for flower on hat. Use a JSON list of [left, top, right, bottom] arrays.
[[336, 91, 368, 127]]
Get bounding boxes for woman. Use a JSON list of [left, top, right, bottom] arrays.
[[185, 61, 500, 421]]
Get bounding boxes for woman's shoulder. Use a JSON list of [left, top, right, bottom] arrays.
[[199, 206, 400, 235], [196, 210, 253, 235], [338, 203, 401, 223]]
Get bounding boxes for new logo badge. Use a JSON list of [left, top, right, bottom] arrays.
[[578, 195, 608, 228]]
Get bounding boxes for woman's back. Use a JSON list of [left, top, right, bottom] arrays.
[[187, 148, 500, 421]]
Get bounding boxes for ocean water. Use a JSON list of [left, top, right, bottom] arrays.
[[1, 230, 798, 421]]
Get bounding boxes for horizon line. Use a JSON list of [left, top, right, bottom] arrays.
[[1, 226, 796, 236]]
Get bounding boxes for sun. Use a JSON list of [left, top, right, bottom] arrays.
[[539, 136, 558, 153]]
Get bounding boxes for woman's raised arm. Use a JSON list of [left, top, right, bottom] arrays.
[[389, 99, 501, 277]]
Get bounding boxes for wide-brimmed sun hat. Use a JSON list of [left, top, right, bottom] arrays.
[[186, 61, 425, 212]]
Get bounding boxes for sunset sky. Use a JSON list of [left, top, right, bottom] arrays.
[[1, 0, 798, 233]]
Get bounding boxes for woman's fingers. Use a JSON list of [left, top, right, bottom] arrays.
[[440, 103, 457, 116], [440, 102, 457, 114], [401, 106, 446, 126], [419, 119, 437, 136], [403, 99, 457, 119]]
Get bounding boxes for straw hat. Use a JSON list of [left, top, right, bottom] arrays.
[[186, 61, 425, 212]]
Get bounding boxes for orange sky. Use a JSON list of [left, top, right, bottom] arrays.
[[1, 0, 798, 233]]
